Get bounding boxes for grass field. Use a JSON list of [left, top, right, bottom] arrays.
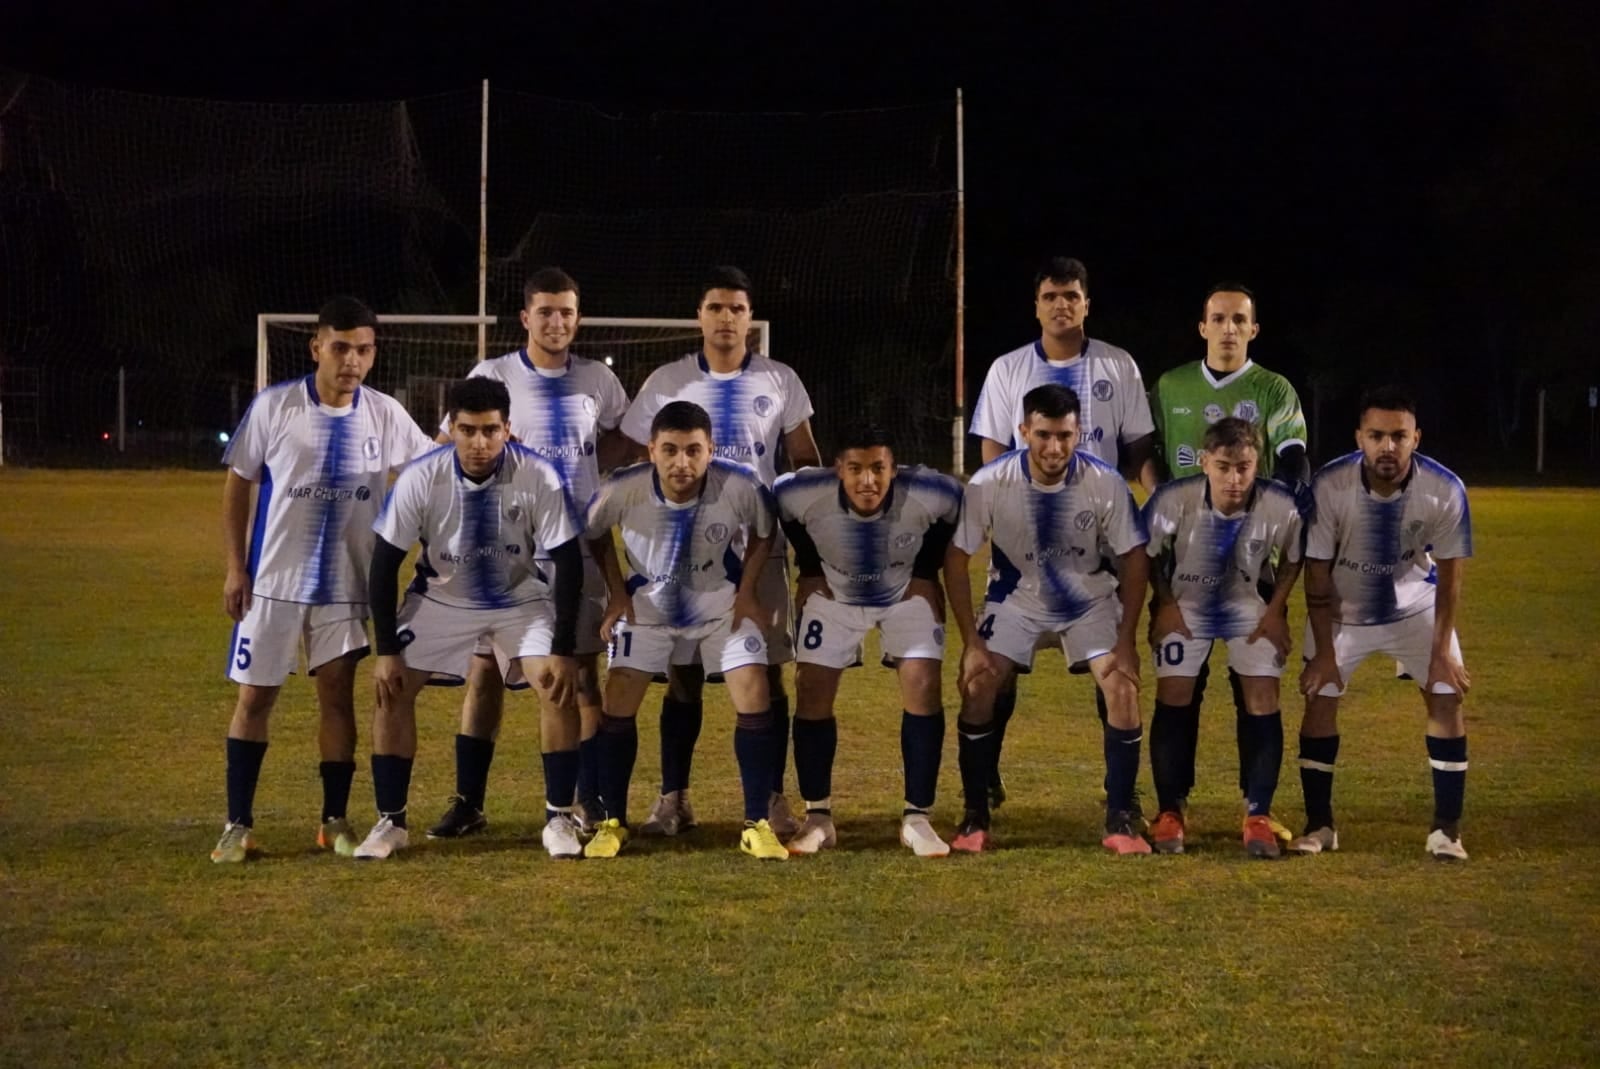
[[2, 471, 1598, 1068]]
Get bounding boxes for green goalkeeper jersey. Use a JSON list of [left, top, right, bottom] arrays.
[[1151, 360, 1307, 479]]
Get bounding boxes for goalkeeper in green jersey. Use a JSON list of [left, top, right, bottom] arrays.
[[1147, 283, 1310, 843]]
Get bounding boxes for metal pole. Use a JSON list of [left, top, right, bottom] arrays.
[[117, 366, 126, 453], [952, 87, 966, 477], [477, 78, 490, 363], [1536, 387, 1546, 474]]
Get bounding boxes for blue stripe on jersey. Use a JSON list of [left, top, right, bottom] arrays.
[[847, 515, 897, 607], [987, 546, 1022, 604], [655, 505, 700, 627], [463, 483, 508, 608], [1191, 509, 1246, 636], [1352, 493, 1403, 621], [246, 463, 273, 580], [305, 410, 357, 602], [1028, 484, 1094, 619], [409, 539, 438, 597]]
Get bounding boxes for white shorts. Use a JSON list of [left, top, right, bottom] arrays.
[[472, 552, 607, 662], [1303, 609, 1463, 697], [397, 594, 555, 683], [226, 597, 368, 687], [978, 596, 1120, 673], [795, 592, 945, 669], [1152, 632, 1284, 680], [609, 614, 769, 677]]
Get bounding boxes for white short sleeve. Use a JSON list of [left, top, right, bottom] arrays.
[[777, 363, 815, 433], [954, 474, 992, 555]]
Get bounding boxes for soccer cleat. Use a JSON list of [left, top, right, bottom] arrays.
[[1426, 828, 1469, 862], [317, 817, 358, 857], [541, 813, 584, 860], [210, 822, 257, 864], [354, 816, 409, 860], [1149, 810, 1186, 855], [787, 812, 838, 855], [1288, 826, 1339, 855], [426, 796, 487, 840], [767, 792, 800, 840], [639, 791, 685, 837], [739, 819, 789, 861], [987, 772, 1008, 811], [900, 813, 951, 858], [951, 811, 990, 854], [1243, 815, 1282, 859], [1102, 810, 1153, 855], [583, 818, 629, 859], [678, 790, 698, 830], [572, 799, 603, 836]]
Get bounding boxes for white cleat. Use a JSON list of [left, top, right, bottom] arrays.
[[767, 792, 800, 841], [900, 812, 951, 858], [1288, 826, 1339, 855], [354, 816, 409, 860], [542, 812, 584, 859], [1426, 828, 1469, 862], [786, 813, 838, 855], [639, 791, 685, 837]]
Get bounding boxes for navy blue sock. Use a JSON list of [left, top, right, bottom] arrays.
[[1243, 712, 1284, 816], [370, 754, 413, 828], [1229, 669, 1251, 797], [957, 718, 997, 820], [1298, 734, 1340, 831], [902, 711, 945, 812], [1103, 724, 1143, 813], [541, 749, 581, 818], [597, 714, 638, 826], [734, 710, 776, 823], [1148, 700, 1193, 813], [577, 734, 601, 810], [454, 734, 495, 810], [659, 696, 702, 794], [770, 692, 791, 795], [1426, 735, 1468, 831], [792, 715, 837, 805], [225, 738, 268, 827], [318, 759, 355, 822], [988, 685, 1017, 787]]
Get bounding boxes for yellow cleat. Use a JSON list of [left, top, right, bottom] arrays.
[[584, 818, 629, 859], [739, 819, 789, 861]]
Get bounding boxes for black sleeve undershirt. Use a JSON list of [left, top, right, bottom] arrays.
[[1272, 443, 1310, 488], [369, 538, 409, 656], [547, 537, 584, 657], [911, 519, 955, 580], [780, 516, 826, 578]]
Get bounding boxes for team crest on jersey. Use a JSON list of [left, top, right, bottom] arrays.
[[355, 486, 371, 501], [1233, 400, 1260, 422], [1074, 509, 1095, 532], [705, 522, 730, 543], [893, 532, 918, 548], [1176, 444, 1198, 469], [753, 395, 774, 417], [397, 628, 415, 647], [743, 636, 762, 653], [363, 436, 381, 461], [582, 396, 598, 417], [932, 626, 945, 646], [1203, 403, 1225, 423], [507, 503, 524, 523], [1092, 379, 1114, 402], [1407, 520, 1426, 535], [1247, 539, 1265, 556]]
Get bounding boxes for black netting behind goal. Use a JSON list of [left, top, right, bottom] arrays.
[[1, 71, 957, 468]]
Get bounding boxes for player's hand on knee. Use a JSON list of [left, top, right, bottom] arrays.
[[958, 641, 999, 696], [1151, 601, 1191, 644], [796, 576, 833, 615], [374, 654, 408, 707], [1247, 611, 1291, 663], [1109, 638, 1142, 688], [731, 591, 766, 635], [1426, 652, 1470, 695], [540, 655, 580, 708], [223, 568, 252, 622], [1299, 654, 1341, 698], [903, 577, 945, 621]]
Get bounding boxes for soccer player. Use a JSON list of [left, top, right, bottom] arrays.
[[581, 401, 787, 861], [425, 268, 630, 842], [1142, 418, 1305, 858], [358, 376, 587, 860], [967, 257, 1157, 808], [946, 383, 1151, 854], [212, 296, 436, 863], [617, 266, 821, 839], [774, 424, 962, 857], [1293, 385, 1472, 861], [1147, 283, 1310, 842]]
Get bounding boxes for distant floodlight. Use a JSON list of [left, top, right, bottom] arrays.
[[604, 356, 614, 366], [218, 431, 231, 444]]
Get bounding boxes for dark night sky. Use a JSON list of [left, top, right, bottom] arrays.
[[3, 2, 1596, 468]]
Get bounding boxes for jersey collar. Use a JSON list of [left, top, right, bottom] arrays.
[[1202, 478, 1258, 517], [1032, 338, 1090, 365], [1359, 459, 1416, 497], [696, 351, 754, 375], [1200, 359, 1255, 389], [305, 374, 361, 409], [519, 349, 572, 375]]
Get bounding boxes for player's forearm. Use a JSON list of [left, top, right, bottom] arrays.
[[1265, 560, 1304, 615], [1432, 558, 1465, 655], [979, 438, 1007, 465], [595, 429, 632, 474], [1116, 549, 1150, 643], [547, 538, 584, 657], [1119, 433, 1156, 493], [222, 472, 253, 573], [737, 532, 774, 597], [944, 545, 979, 643], [781, 517, 825, 578], [1303, 559, 1336, 652], [588, 535, 625, 601], [1272, 444, 1310, 488], [1150, 564, 1176, 608], [785, 422, 822, 470], [368, 539, 409, 656]]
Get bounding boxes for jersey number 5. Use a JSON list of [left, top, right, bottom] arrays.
[[234, 636, 252, 671]]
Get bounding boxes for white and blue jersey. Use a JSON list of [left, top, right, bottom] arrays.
[[1305, 452, 1472, 626], [1143, 476, 1304, 639], [968, 338, 1154, 465], [619, 352, 813, 487], [224, 375, 435, 606], [775, 465, 961, 607], [955, 449, 1148, 623], [442, 349, 629, 511], [585, 459, 776, 628], [373, 443, 582, 611]]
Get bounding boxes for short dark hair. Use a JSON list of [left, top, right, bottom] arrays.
[[1033, 257, 1089, 297], [833, 422, 894, 461], [651, 400, 714, 439], [1358, 384, 1418, 420], [1202, 417, 1262, 455], [701, 265, 754, 304], [1021, 383, 1081, 423], [1204, 282, 1258, 319], [523, 267, 580, 307], [317, 295, 377, 333], [447, 376, 512, 422]]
